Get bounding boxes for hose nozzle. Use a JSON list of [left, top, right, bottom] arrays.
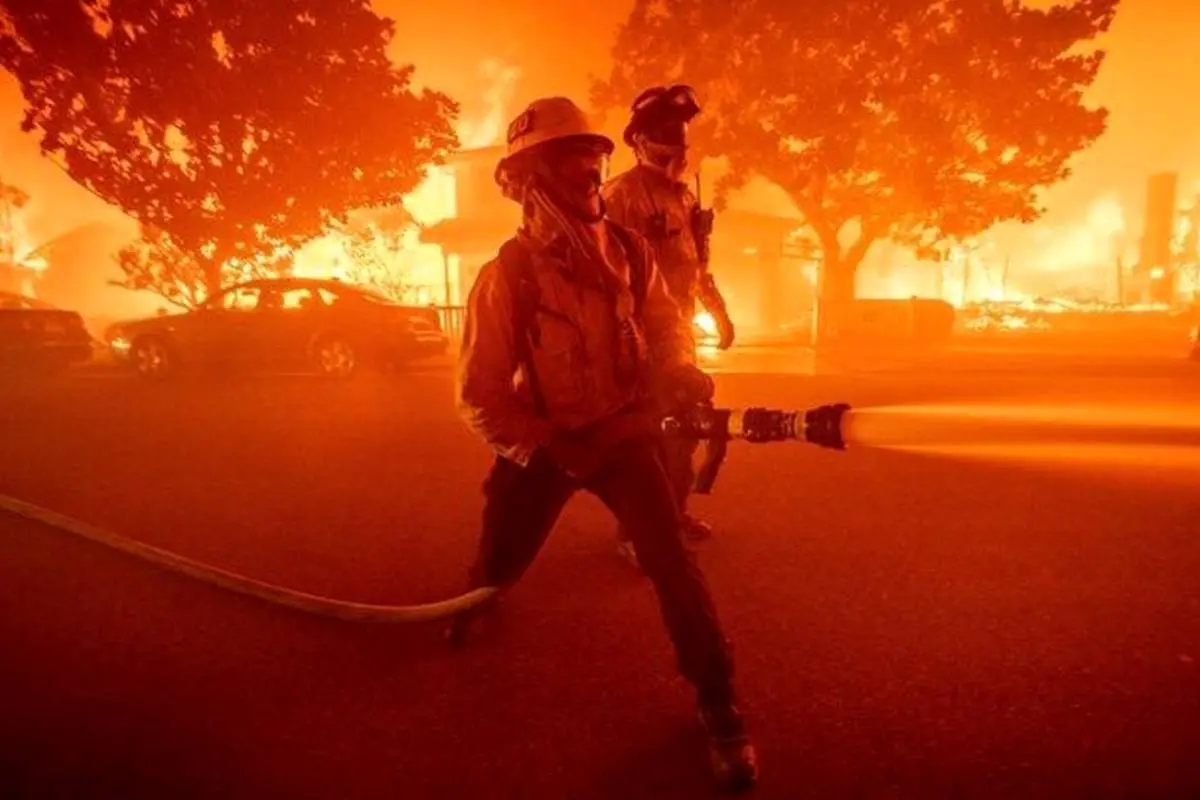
[[800, 403, 851, 450], [664, 401, 852, 494], [664, 402, 853, 448]]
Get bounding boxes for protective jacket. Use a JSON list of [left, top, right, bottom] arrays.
[[457, 219, 693, 466], [603, 164, 702, 313]]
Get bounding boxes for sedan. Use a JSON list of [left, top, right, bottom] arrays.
[[105, 278, 449, 378]]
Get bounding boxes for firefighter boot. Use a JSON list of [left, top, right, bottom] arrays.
[[699, 702, 759, 793], [682, 513, 713, 542]]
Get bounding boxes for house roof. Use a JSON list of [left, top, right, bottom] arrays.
[[442, 145, 506, 166], [420, 215, 516, 250]]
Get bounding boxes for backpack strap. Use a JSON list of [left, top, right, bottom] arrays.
[[497, 228, 648, 419], [608, 222, 649, 320], [497, 238, 548, 417]]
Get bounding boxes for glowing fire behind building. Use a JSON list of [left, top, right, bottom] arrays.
[[290, 60, 521, 309], [282, 62, 1200, 342]]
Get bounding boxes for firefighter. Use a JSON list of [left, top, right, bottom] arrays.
[[604, 84, 735, 564], [450, 96, 758, 792]]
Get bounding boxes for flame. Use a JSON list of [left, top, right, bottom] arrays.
[[1020, 195, 1127, 276], [459, 59, 522, 149], [694, 311, 718, 338], [847, 197, 1133, 307], [404, 167, 457, 227], [0, 203, 48, 298], [2, 209, 45, 272]]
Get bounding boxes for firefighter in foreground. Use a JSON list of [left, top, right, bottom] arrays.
[[451, 96, 758, 792], [604, 84, 735, 564]]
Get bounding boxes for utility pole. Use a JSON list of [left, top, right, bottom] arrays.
[[1115, 252, 1125, 307], [1113, 234, 1124, 307], [0, 174, 15, 293], [962, 250, 972, 306]]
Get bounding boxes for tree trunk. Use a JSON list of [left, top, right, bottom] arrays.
[[798, 206, 877, 346], [759, 248, 784, 336], [814, 255, 859, 346], [204, 264, 223, 302], [201, 246, 233, 302]]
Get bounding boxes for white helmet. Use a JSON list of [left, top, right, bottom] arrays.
[[494, 97, 614, 187]]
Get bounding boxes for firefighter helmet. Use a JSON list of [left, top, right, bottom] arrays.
[[622, 84, 701, 146], [494, 97, 613, 183]]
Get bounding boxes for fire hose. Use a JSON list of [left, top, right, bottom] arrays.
[[0, 494, 499, 623], [0, 403, 852, 623]]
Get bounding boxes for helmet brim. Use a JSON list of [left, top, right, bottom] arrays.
[[495, 132, 615, 186], [622, 122, 638, 147], [624, 106, 699, 147], [502, 132, 613, 164], [561, 132, 615, 155]]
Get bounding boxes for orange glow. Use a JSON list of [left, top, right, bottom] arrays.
[[3, 208, 44, 272], [847, 194, 1138, 307], [694, 311, 718, 338], [457, 59, 521, 150], [1, 204, 49, 298], [0, 1, 1199, 320]]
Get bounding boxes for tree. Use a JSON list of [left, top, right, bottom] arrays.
[[332, 207, 416, 302], [595, 0, 1117, 339], [112, 224, 280, 309], [0, 0, 458, 297]]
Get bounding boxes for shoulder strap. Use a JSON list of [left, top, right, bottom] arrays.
[[496, 238, 548, 417], [608, 222, 649, 319]]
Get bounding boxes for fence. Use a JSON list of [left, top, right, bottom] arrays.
[[434, 305, 466, 341]]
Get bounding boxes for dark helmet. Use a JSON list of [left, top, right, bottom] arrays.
[[622, 84, 701, 147]]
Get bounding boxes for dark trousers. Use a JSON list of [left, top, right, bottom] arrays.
[[662, 434, 699, 512], [667, 295, 701, 513], [616, 432, 698, 543], [468, 439, 735, 705]]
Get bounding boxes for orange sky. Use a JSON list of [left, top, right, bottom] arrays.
[[0, 0, 1196, 298], [382, 0, 1200, 216]]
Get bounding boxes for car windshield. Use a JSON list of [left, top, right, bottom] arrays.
[[343, 285, 398, 306]]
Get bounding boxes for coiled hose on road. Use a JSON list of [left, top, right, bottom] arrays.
[[0, 493, 498, 623]]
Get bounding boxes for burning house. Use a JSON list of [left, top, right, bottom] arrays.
[[418, 144, 518, 310], [1110, 171, 1200, 308]]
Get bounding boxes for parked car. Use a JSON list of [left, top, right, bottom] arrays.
[[0, 291, 94, 373], [104, 278, 449, 378]]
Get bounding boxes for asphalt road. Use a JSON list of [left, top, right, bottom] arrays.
[[2, 353, 1200, 799]]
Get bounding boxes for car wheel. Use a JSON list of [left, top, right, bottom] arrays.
[[314, 335, 357, 378], [131, 336, 173, 378]]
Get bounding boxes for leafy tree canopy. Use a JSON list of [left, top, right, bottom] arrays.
[[595, 0, 1117, 307], [112, 224, 278, 309], [1, 0, 459, 294]]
